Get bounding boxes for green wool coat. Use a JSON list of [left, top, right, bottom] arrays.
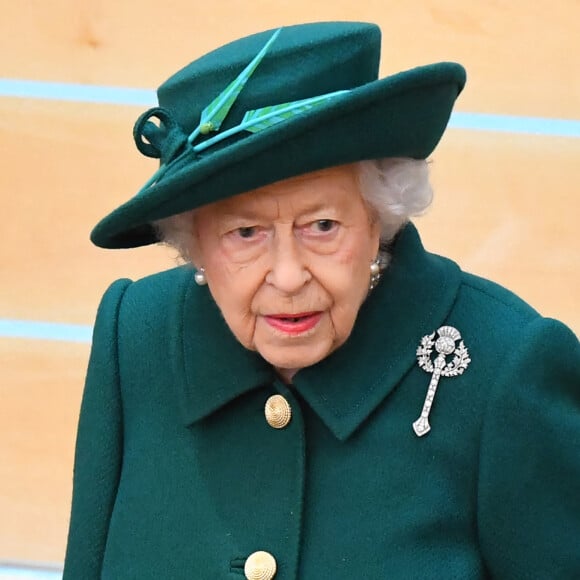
[[63, 224, 580, 579]]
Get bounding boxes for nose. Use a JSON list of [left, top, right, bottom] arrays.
[[265, 229, 311, 294]]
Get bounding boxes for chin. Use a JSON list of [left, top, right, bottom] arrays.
[[258, 343, 333, 374]]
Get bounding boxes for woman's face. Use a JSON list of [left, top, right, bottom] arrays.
[[190, 164, 380, 381]]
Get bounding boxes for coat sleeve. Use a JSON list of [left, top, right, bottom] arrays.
[[63, 279, 131, 579], [478, 317, 580, 578]]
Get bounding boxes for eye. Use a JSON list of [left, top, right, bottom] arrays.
[[237, 226, 257, 239], [312, 219, 337, 233]]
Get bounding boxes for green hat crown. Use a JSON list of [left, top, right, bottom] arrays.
[[91, 22, 466, 249], [133, 23, 382, 167], [163, 23, 379, 133]]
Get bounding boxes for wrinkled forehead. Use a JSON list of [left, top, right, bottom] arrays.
[[199, 164, 363, 217]]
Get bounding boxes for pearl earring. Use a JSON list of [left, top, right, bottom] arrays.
[[194, 267, 207, 286], [369, 258, 382, 291]]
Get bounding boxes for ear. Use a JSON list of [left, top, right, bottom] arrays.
[[187, 212, 203, 268], [189, 242, 202, 269], [369, 215, 382, 258]]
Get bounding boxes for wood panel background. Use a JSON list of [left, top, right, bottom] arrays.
[[1, 0, 578, 565]]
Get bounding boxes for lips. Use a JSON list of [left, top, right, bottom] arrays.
[[264, 312, 322, 334]]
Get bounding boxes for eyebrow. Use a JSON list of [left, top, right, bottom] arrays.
[[218, 210, 263, 221], [220, 202, 338, 221]]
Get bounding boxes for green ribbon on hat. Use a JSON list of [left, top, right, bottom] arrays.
[[134, 28, 349, 196], [188, 28, 283, 144], [193, 90, 349, 153]]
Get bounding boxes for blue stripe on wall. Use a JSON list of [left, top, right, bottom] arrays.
[[0, 571, 61, 580], [0, 572, 61, 580], [1, 79, 579, 138], [449, 112, 580, 138], [0, 564, 62, 580], [0, 79, 155, 106], [0, 320, 92, 343]]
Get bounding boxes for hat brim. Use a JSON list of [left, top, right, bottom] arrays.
[[91, 62, 465, 249]]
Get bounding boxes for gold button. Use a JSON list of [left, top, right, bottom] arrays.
[[265, 394, 292, 429], [244, 550, 277, 580]]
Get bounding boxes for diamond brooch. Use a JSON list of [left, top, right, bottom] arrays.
[[413, 325, 471, 437]]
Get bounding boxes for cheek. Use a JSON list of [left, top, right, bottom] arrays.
[[192, 219, 263, 351], [323, 239, 374, 338], [205, 258, 263, 350], [330, 281, 368, 330], [333, 238, 374, 288]]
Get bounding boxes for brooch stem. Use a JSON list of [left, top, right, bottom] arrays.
[[413, 326, 471, 437]]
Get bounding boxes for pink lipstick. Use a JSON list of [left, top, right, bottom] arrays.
[[264, 312, 322, 334]]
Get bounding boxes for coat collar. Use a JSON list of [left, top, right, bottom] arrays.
[[173, 223, 461, 440]]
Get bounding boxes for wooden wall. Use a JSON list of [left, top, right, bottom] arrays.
[[1, 0, 578, 564]]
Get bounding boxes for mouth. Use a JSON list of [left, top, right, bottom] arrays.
[[264, 312, 323, 334]]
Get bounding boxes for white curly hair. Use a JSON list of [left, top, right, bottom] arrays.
[[154, 157, 432, 265]]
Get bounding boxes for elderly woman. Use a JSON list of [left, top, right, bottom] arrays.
[[63, 22, 580, 579]]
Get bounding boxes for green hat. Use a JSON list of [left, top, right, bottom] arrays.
[[91, 21, 466, 249]]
